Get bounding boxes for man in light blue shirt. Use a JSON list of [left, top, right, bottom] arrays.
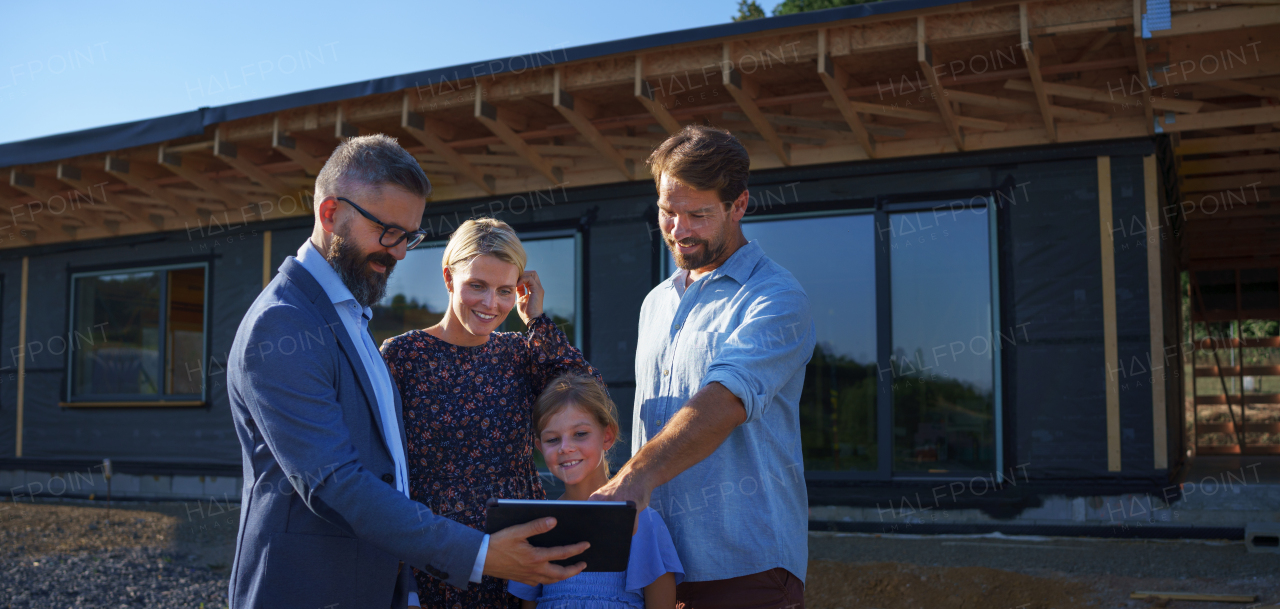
[[228, 134, 586, 609], [592, 126, 815, 608]]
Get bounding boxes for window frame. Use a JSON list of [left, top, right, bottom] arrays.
[[63, 261, 211, 407], [879, 195, 1004, 482], [675, 189, 1004, 482]]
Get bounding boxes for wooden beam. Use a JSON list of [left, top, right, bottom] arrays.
[[1176, 132, 1280, 155], [401, 94, 496, 195], [104, 155, 205, 217], [720, 111, 900, 138], [0, 189, 55, 236], [818, 29, 875, 158], [15, 256, 26, 456], [1181, 170, 1280, 193], [946, 89, 1110, 123], [272, 116, 327, 175], [41, 165, 134, 228], [157, 146, 253, 210], [335, 104, 359, 140], [213, 129, 299, 200], [917, 21, 966, 150], [722, 44, 790, 166], [1207, 79, 1280, 100], [1144, 155, 1167, 470], [838, 100, 1008, 131], [1004, 79, 1205, 113], [1074, 30, 1117, 64], [1133, 0, 1156, 135], [263, 230, 273, 289], [634, 56, 681, 135], [6, 173, 87, 232], [1098, 155, 1121, 472], [1180, 154, 1279, 175], [474, 83, 563, 185], [1161, 105, 1280, 133], [553, 70, 636, 180], [1021, 3, 1057, 141]]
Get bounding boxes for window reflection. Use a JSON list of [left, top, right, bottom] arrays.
[[70, 265, 207, 400], [374, 236, 579, 347], [887, 207, 996, 473], [73, 271, 162, 396], [742, 214, 878, 471]]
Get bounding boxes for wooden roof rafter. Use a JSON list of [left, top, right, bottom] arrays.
[[474, 82, 564, 186], [3, 0, 1280, 253], [553, 69, 637, 181], [1020, 3, 1058, 142]]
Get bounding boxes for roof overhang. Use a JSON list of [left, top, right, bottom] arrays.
[[0, 0, 1277, 267]]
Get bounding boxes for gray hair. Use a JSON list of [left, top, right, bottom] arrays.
[[314, 133, 431, 201]]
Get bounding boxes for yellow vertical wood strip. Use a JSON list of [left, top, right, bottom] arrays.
[[1099, 156, 1121, 472], [262, 230, 273, 289], [15, 256, 28, 457], [1144, 155, 1167, 469]]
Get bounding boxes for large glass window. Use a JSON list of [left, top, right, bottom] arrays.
[[661, 200, 1000, 477], [373, 233, 581, 347], [744, 215, 879, 471], [887, 207, 997, 473], [68, 264, 208, 402]]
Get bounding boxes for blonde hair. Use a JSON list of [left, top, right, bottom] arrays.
[[441, 218, 527, 275], [533, 372, 620, 477]]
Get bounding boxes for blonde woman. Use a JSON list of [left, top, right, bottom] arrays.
[[380, 218, 603, 608]]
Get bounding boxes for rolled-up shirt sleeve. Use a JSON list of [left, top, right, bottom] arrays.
[[701, 286, 816, 425]]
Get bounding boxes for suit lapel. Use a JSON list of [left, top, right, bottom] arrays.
[[279, 258, 391, 451]]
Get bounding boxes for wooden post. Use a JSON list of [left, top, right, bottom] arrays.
[[16, 256, 28, 457], [1099, 156, 1121, 472], [262, 230, 273, 289], [1144, 155, 1167, 469]]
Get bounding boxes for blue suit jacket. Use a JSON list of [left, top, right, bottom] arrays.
[[227, 256, 483, 609]]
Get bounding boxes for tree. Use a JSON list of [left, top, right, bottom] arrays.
[[733, 0, 766, 21], [773, 0, 880, 16], [733, 0, 880, 21]]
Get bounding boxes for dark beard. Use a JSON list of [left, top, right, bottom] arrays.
[[325, 228, 396, 309], [664, 231, 727, 271]]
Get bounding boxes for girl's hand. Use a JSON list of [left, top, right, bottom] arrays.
[[516, 270, 545, 324]]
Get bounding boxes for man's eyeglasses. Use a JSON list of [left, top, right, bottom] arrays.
[[335, 196, 427, 250]]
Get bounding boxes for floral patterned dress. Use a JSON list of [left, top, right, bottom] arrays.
[[380, 314, 603, 609]]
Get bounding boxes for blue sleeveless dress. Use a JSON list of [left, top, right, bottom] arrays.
[[508, 508, 684, 609]]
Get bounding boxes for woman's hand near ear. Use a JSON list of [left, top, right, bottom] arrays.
[[516, 270, 545, 324]]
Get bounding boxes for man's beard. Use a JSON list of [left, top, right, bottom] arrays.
[[664, 227, 728, 271], [325, 226, 396, 309]]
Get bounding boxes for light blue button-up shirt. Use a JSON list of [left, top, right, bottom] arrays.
[[634, 240, 816, 584], [296, 241, 487, 598]]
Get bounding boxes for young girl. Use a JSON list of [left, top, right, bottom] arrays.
[[508, 372, 683, 609]]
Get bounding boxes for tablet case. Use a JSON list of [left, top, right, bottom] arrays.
[[484, 498, 636, 572]]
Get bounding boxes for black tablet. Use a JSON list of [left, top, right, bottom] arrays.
[[484, 498, 636, 572]]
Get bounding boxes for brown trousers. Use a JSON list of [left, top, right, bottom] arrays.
[[676, 568, 804, 609]]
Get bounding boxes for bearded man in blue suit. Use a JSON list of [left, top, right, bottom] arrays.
[[227, 134, 587, 609]]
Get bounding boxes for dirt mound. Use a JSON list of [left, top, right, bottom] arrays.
[[806, 560, 1097, 609]]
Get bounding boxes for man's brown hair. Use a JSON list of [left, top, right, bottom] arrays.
[[646, 124, 750, 207]]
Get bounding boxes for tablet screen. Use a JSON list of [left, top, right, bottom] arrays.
[[485, 499, 636, 572]]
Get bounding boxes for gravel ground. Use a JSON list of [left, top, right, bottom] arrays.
[[4, 499, 1279, 608], [809, 532, 1280, 608], [1, 499, 236, 609]]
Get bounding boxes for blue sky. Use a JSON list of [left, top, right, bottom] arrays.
[[1, 1, 739, 145]]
